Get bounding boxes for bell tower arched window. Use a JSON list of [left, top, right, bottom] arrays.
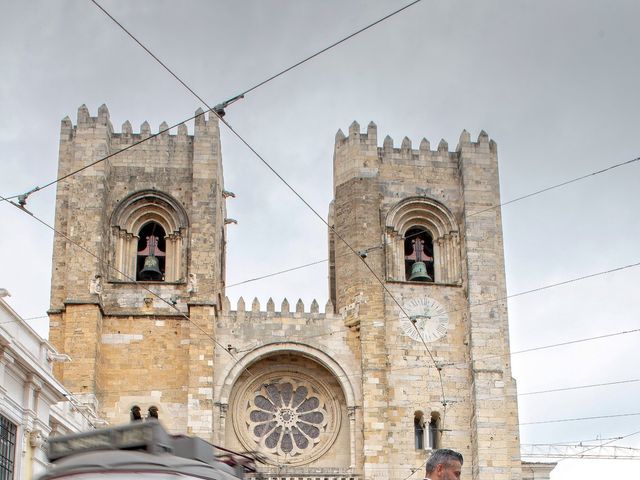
[[385, 197, 460, 284], [136, 222, 167, 281], [404, 227, 434, 282], [111, 191, 189, 283]]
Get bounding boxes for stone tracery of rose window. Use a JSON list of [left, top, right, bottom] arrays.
[[248, 380, 328, 457]]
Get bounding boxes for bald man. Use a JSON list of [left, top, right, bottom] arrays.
[[425, 449, 463, 480]]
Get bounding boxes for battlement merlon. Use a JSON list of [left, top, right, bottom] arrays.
[[221, 296, 336, 316], [60, 104, 220, 144], [333, 121, 498, 190]]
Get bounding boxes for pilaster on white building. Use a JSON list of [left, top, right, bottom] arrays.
[[0, 290, 101, 479]]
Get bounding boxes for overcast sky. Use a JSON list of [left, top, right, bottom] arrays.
[[1, 1, 639, 478]]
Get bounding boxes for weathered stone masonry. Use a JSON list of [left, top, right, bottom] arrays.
[[48, 106, 524, 479]]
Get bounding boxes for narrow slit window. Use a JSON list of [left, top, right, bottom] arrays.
[[428, 412, 441, 449], [414, 410, 425, 450]]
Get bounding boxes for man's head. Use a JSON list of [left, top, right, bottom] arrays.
[[425, 448, 463, 480]]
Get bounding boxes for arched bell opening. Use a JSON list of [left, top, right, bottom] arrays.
[[136, 221, 167, 281], [384, 196, 461, 284], [404, 227, 434, 282], [111, 190, 189, 283]]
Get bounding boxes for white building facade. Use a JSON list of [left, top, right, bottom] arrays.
[[0, 292, 99, 479]]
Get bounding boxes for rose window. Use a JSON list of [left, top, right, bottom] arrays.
[[247, 380, 328, 457]]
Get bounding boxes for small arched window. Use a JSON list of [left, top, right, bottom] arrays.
[[414, 410, 425, 449], [111, 191, 188, 283], [385, 197, 460, 284], [428, 412, 441, 449]]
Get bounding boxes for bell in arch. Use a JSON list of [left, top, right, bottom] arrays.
[[137, 232, 165, 281], [409, 261, 433, 282], [139, 254, 162, 281], [405, 234, 434, 282]]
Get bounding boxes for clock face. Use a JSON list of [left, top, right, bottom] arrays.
[[400, 296, 449, 343]]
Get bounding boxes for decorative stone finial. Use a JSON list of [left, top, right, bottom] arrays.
[[419, 138, 430, 152]]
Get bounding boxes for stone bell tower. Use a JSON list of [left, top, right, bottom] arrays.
[[329, 122, 522, 480], [48, 105, 227, 437]]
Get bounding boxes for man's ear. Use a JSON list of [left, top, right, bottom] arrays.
[[436, 463, 445, 474]]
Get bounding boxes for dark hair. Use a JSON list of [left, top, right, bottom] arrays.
[[425, 448, 463, 474]]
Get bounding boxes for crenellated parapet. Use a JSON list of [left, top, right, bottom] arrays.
[[333, 121, 497, 190], [61, 104, 219, 151], [222, 296, 336, 317]]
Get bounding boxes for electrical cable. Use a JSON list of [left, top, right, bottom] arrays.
[[450, 326, 640, 369], [222, 149, 639, 290], [9, 3, 634, 468], [2, 0, 423, 204], [468, 155, 640, 218], [552, 429, 640, 464], [226, 258, 328, 288], [236, 0, 423, 97], [477, 378, 640, 401], [520, 412, 640, 426], [0, 112, 203, 203], [0, 193, 257, 384], [226, 261, 640, 347], [87, 0, 448, 412]]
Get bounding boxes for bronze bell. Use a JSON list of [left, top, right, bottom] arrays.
[[139, 254, 163, 281], [409, 261, 432, 282]]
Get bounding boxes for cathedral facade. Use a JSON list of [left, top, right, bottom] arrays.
[[48, 105, 524, 479]]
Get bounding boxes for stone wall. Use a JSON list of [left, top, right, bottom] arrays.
[[47, 108, 528, 479]]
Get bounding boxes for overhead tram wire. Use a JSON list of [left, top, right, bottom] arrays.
[[86, 373, 640, 401], [554, 429, 640, 464], [0, 192, 258, 382], [0, 112, 202, 203], [1, 0, 422, 205], [91, 0, 423, 103], [235, 0, 423, 97], [468, 155, 640, 218], [88, 0, 447, 407], [224, 152, 640, 289], [520, 411, 640, 426], [230, 261, 640, 346], [253, 325, 640, 377]]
